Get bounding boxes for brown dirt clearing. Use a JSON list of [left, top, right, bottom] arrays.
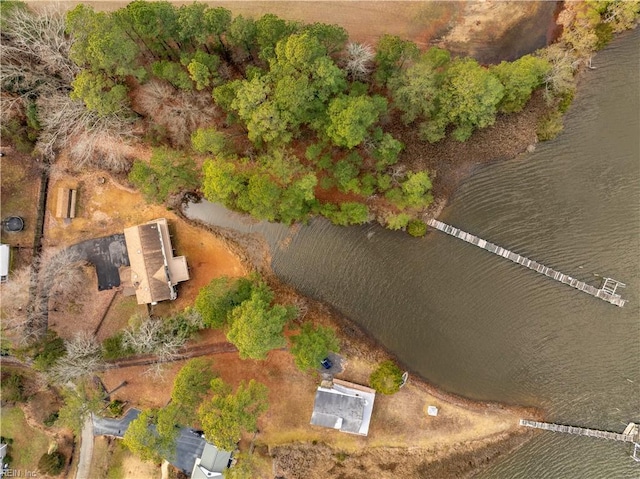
[[43, 167, 246, 341], [0, 146, 40, 258], [101, 288, 539, 478]]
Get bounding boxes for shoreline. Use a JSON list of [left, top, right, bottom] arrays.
[[173, 201, 545, 477], [176, 199, 549, 420]]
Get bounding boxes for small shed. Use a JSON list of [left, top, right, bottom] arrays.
[[0, 244, 10, 283], [56, 187, 77, 219]]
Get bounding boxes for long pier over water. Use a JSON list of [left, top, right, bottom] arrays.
[[427, 219, 627, 307], [519, 419, 638, 443]]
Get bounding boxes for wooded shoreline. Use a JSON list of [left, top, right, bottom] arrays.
[[2, 1, 638, 476]]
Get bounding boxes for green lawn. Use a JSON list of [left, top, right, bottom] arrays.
[[0, 406, 50, 471]]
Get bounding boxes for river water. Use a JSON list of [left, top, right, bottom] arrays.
[[185, 29, 639, 478]]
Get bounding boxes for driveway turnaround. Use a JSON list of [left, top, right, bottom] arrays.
[[318, 351, 345, 376], [69, 234, 129, 290], [92, 408, 140, 437]]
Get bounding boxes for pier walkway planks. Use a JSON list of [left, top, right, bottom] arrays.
[[427, 219, 626, 307], [519, 419, 637, 443]]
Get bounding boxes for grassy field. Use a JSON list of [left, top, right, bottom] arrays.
[[0, 406, 50, 472], [28, 1, 459, 48]]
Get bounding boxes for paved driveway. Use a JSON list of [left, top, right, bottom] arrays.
[[75, 417, 94, 479], [92, 408, 140, 437], [169, 429, 206, 473], [318, 352, 344, 376], [69, 234, 129, 290]]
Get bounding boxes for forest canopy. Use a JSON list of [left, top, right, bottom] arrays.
[[4, 0, 635, 231]]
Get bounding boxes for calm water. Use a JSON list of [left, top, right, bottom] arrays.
[[185, 29, 640, 478]]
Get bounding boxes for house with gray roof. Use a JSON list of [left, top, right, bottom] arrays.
[[310, 378, 376, 436], [191, 442, 232, 479], [92, 409, 232, 476]]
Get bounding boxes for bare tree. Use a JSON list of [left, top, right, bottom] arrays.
[[0, 3, 78, 104], [389, 164, 407, 182], [36, 92, 135, 169], [123, 317, 186, 355], [181, 307, 205, 331], [0, 266, 33, 317], [40, 248, 84, 287], [122, 316, 165, 354], [49, 332, 105, 384], [0, 266, 37, 341], [136, 79, 219, 147], [153, 334, 185, 363], [0, 4, 136, 168], [143, 332, 187, 378], [12, 248, 85, 344], [122, 316, 189, 377], [540, 44, 580, 102], [344, 42, 375, 81]]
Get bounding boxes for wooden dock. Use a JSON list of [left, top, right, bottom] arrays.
[[427, 219, 627, 307], [520, 420, 638, 442]]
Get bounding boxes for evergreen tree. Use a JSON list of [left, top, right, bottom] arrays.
[[198, 379, 269, 451], [492, 55, 551, 113], [227, 286, 295, 360], [290, 323, 340, 372]]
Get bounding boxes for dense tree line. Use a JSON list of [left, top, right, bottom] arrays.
[[4, 0, 638, 231], [57, 1, 440, 230]]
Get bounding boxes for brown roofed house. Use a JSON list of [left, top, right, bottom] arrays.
[[123, 218, 189, 305]]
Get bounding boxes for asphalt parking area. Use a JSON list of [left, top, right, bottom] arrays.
[[69, 234, 129, 290]]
